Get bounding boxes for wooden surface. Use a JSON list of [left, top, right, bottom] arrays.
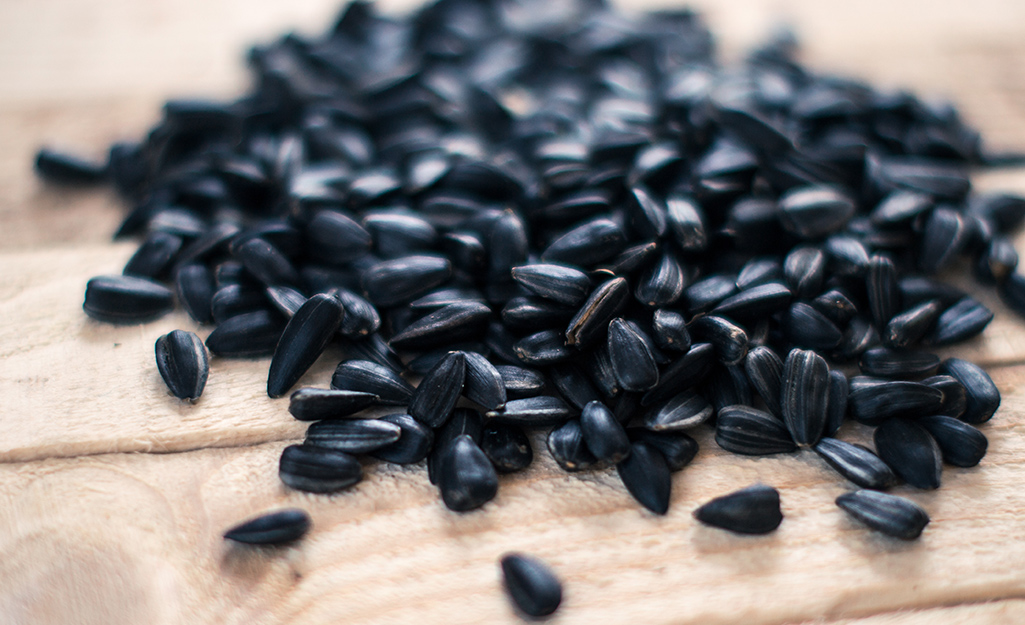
[[3, 1, 1025, 624]]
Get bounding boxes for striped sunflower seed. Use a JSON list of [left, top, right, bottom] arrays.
[[496, 365, 545, 400], [918, 415, 988, 467], [462, 351, 507, 411], [616, 441, 672, 514], [331, 359, 414, 405], [847, 381, 944, 425], [305, 418, 402, 454], [288, 388, 378, 421], [155, 330, 209, 401], [693, 484, 783, 534], [580, 401, 631, 463], [409, 351, 466, 428], [716, 405, 797, 455], [813, 438, 897, 490], [480, 422, 533, 473], [874, 418, 943, 490], [371, 414, 435, 465], [836, 490, 929, 540], [937, 358, 1000, 424], [487, 396, 573, 427], [83, 275, 175, 323], [781, 348, 830, 447], [608, 318, 660, 392], [267, 294, 344, 398], [223, 508, 311, 545], [278, 444, 362, 493]]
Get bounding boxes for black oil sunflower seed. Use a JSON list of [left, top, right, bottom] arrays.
[[693, 484, 783, 534], [859, 347, 939, 379], [813, 438, 897, 490], [481, 422, 533, 473], [616, 441, 672, 514], [305, 418, 403, 454], [83, 275, 175, 323], [627, 429, 698, 472], [937, 358, 1000, 424], [823, 370, 849, 438], [782, 302, 843, 351], [866, 255, 899, 329], [409, 351, 465, 428], [389, 302, 491, 351], [438, 434, 499, 512], [716, 405, 797, 455], [783, 245, 826, 298], [884, 300, 942, 348], [847, 381, 945, 425], [685, 274, 738, 316], [874, 418, 943, 490], [652, 309, 691, 352], [362, 255, 453, 308], [635, 252, 687, 308], [496, 365, 546, 400], [925, 375, 968, 418], [744, 346, 784, 418], [608, 318, 660, 392], [548, 419, 599, 472], [690, 315, 748, 366], [511, 263, 591, 307], [287, 388, 379, 421], [427, 408, 484, 485], [34, 147, 107, 184], [500, 553, 563, 618], [644, 390, 714, 431], [514, 329, 574, 365], [334, 288, 381, 337], [155, 330, 209, 401], [642, 343, 715, 407], [175, 264, 215, 325], [927, 297, 993, 346], [371, 414, 435, 465], [331, 359, 414, 405], [580, 401, 631, 463], [279, 444, 362, 493], [223, 508, 310, 545], [487, 396, 573, 427], [205, 310, 285, 357], [267, 293, 344, 398], [836, 490, 929, 540], [918, 415, 988, 467], [265, 286, 307, 318], [713, 282, 792, 321], [565, 277, 630, 348], [233, 237, 300, 288], [462, 351, 507, 411], [541, 217, 627, 267], [778, 185, 855, 239], [781, 348, 830, 447], [548, 363, 603, 411], [919, 207, 969, 274], [123, 231, 182, 279]]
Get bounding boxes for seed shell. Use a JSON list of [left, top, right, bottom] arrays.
[[205, 310, 285, 357], [566, 277, 630, 348], [500, 553, 563, 618], [847, 381, 945, 425], [716, 405, 797, 455], [155, 330, 209, 401], [581, 401, 631, 463], [331, 359, 414, 405], [438, 435, 499, 512], [874, 418, 943, 490], [927, 297, 993, 346], [693, 484, 783, 534], [644, 390, 714, 431], [267, 294, 344, 398], [279, 444, 362, 493], [409, 351, 466, 428], [836, 490, 929, 540], [781, 348, 830, 447], [288, 388, 379, 421], [462, 351, 507, 411], [547, 419, 599, 472], [608, 318, 660, 392], [305, 418, 403, 454], [744, 346, 784, 417], [371, 414, 435, 465], [480, 422, 533, 473], [860, 347, 939, 379], [652, 309, 691, 352], [487, 396, 573, 427], [83, 275, 175, 324], [496, 365, 546, 400], [389, 302, 492, 351], [616, 441, 672, 514], [813, 438, 897, 490], [938, 358, 1000, 424], [918, 415, 988, 467], [690, 315, 748, 366], [628, 429, 699, 472], [511, 263, 591, 307], [223, 508, 311, 545]]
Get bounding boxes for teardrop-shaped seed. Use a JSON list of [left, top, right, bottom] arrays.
[[542, 218, 627, 266], [874, 418, 943, 489], [481, 422, 533, 473], [736, 258, 783, 290], [487, 396, 573, 427], [779, 185, 855, 239], [597, 241, 659, 276], [267, 294, 343, 398], [919, 207, 969, 274], [690, 315, 748, 366], [608, 318, 660, 392], [124, 231, 182, 279], [389, 302, 491, 351], [628, 186, 668, 238], [307, 209, 372, 264], [616, 441, 672, 514], [265, 286, 307, 318], [694, 484, 783, 534], [712, 282, 792, 320], [462, 351, 507, 411], [836, 490, 929, 540], [331, 359, 414, 405], [834, 317, 881, 362], [544, 419, 597, 472], [500, 553, 563, 618], [781, 349, 829, 447], [428, 408, 484, 485], [628, 429, 698, 472], [511, 264, 591, 307], [860, 347, 939, 379], [938, 358, 1000, 424], [644, 390, 713, 431], [782, 302, 843, 351], [867, 255, 899, 329], [371, 414, 435, 464], [234, 237, 300, 287], [824, 236, 870, 278], [666, 194, 708, 252], [205, 310, 285, 357], [925, 375, 968, 418], [223, 509, 310, 545], [884, 300, 942, 348], [927, 297, 993, 346], [514, 329, 574, 365], [919, 415, 988, 467], [685, 274, 738, 315], [488, 211, 529, 280], [811, 288, 858, 325], [496, 365, 545, 400], [83, 275, 175, 323], [813, 438, 897, 489], [35, 147, 107, 184], [635, 252, 686, 308], [362, 255, 453, 308], [343, 333, 404, 373], [642, 343, 715, 407], [549, 363, 602, 411], [870, 190, 933, 225], [155, 330, 209, 401], [652, 309, 691, 352], [305, 418, 402, 454], [823, 370, 849, 437], [783, 246, 826, 298], [176, 264, 215, 325], [566, 277, 630, 347], [716, 406, 797, 455], [287, 388, 379, 421], [745, 346, 784, 417], [334, 288, 381, 337], [707, 364, 751, 412], [438, 435, 499, 512], [848, 381, 945, 425], [502, 297, 575, 331], [580, 401, 631, 463], [279, 444, 362, 493], [409, 351, 465, 428], [974, 236, 1018, 284], [210, 283, 268, 324]]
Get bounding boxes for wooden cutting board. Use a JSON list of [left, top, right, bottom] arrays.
[[3, 1, 1025, 623]]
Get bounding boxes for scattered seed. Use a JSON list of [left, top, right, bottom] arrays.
[[223, 508, 310, 545], [616, 441, 672, 514], [716, 405, 797, 455], [83, 275, 175, 323], [288, 388, 379, 421], [438, 434, 499, 512], [500, 553, 563, 618], [874, 418, 943, 490], [938, 358, 1000, 424], [409, 351, 466, 428], [694, 484, 783, 534], [305, 418, 402, 454], [155, 330, 209, 401], [918, 415, 988, 467], [813, 438, 897, 490], [836, 490, 929, 540], [371, 414, 435, 465], [267, 294, 344, 398], [279, 444, 362, 493]]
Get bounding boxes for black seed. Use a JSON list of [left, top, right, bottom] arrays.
[[919, 207, 969, 274], [781, 349, 829, 446], [549, 363, 602, 411], [848, 381, 945, 425], [267, 294, 343, 398], [596, 241, 659, 276], [824, 370, 849, 438], [515, 329, 574, 365], [608, 318, 660, 392], [824, 236, 870, 278], [223, 509, 310, 545], [566, 277, 630, 348], [736, 258, 783, 290], [685, 274, 737, 315], [783, 246, 825, 299], [305, 418, 403, 454], [488, 211, 529, 281], [497, 365, 546, 400], [34, 147, 107, 184], [175, 264, 215, 325], [362, 255, 453, 308], [331, 359, 413, 405], [899, 277, 966, 308], [744, 346, 784, 418], [870, 190, 932, 226], [938, 358, 1000, 424], [927, 297, 993, 346], [305, 210, 372, 264], [713, 282, 792, 320], [919, 415, 988, 468], [836, 490, 929, 540], [462, 351, 507, 411], [716, 405, 797, 455], [438, 435, 499, 512], [813, 438, 897, 490], [428, 408, 484, 485], [155, 330, 209, 401], [974, 236, 1018, 284], [835, 317, 881, 362], [542, 217, 627, 267], [616, 441, 672, 514], [389, 302, 491, 351], [642, 343, 715, 407], [511, 264, 591, 307], [288, 388, 379, 421], [364, 213, 437, 259], [690, 315, 748, 366], [627, 429, 698, 472], [860, 347, 939, 379], [342, 333, 404, 373], [487, 396, 573, 427], [547, 419, 599, 472], [644, 389, 714, 431], [173, 222, 239, 272], [83, 275, 174, 324], [666, 194, 708, 252], [779, 185, 855, 239], [502, 297, 575, 331], [205, 310, 285, 357], [635, 252, 687, 308], [410, 351, 466, 428], [694, 484, 782, 534], [265, 286, 307, 318], [124, 231, 182, 279], [924, 375, 968, 418], [409, 288, 487, 312], [782, 302, 843, 351], [334, 288, 381, 337], [279, 444, 362, 493], [867, 255, 899, 329], [234, 238, 300, 288], [707, 364, 752, 412], [581, 401, 632, 463], [500, 553, 563, 618], [371, 414, 435, 465], [652, 309, 691, 352], [627, 186, 668, 239], [874, 418, 943, 490], [884, 300, 942, 348], [481, 422, 533, 473], [968, 192, 1025, 232], [210, 283, 269, 324]]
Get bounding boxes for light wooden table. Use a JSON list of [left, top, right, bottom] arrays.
[[3, 1, 1025, 623]]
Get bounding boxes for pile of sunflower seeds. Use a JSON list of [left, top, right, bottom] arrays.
[[38, 0, 1023, 544]]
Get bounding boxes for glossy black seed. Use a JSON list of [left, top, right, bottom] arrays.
[[389, 302, 491, 351], [438, 435, 499, 512], [927, 297, 993, 346], [34, 147, 107, 184], [824, 236, 870, 278], [642, 343, 715, 407], [824, 370, 849, 438], [608, 318, 660, 392], [713, 283, 792, 321], [496, 365, 545, 400], [264, 286, 306, 319], [548, 363, 602, 411], [175, 264, 215, 325], [665, 194, 708, 253], [968, 192, 1025, 232], [362, 255, 453, 308], [848, 381, 945, 425], [330, 359, 413, 406], [860, 347, 939, 379], [441, 232, 487, 276], [371, 414, 435, 465], [566, 277, 630, 348], [836, 490, 929, 540], [691, 315, 748, 366], [938, 358, 1000, 424], [511, 264, 591, 307], [409, 288, 487, 313], [502, 297, 575, 331], [223, 509, 310, 545], [813, 438, 897, 490], [870, 190, 932, 226], [155, 330, 208, 401], [781, 349, 829, 447], [782, 302, 843, 351], [975, 237, 1019, 285], [835, 317, 881, 362], [279, 444, 362, 493], [685, 274, 738, 315], [205, 310, 284, 357], [779, 186, 855, 239], [515, 329, 574, 365], [306, 210, 372, 264], [305, 418, 402, 454], [343, 333, 404, 373], [616, 441, 672, 514], [364, 213, 437, 259], [884, 300, 942, 348], [627, 186, 668, 239], [745, 346, 785, 418], [481, 422, 533, 473], [652, 309, 691, 352], [334, 288, 381, 337], [867, 255, 899, 329], [874, 418, 943, 490], [83, 275, 174, 324], [581, 401, 631, 463], [288, 388, 378, 421], [644, 389, 714, 431], [267, 294, 343, 398], [409, 351, 465, 428], [627, 429, 698, 472], [124, 232, 182, 279], [811, 288, 858, 326], [234, 238, 300, 288], [597, 241, 660, 276], [462, 351, 507, 411], [919, 207, 969, 274], [210, 283, 269, 324], [635, 252, 687, 308], [736, 258, 783, 290], [919, 415, 988, 467], [694, 484, 782, 534], [487, 396, 573, 427], [500, 553, 563, 618], [716, 405, 797, 455], [547, 419, 599, 472], [783, 246, 826, 299], [427, 408, 484, 485], [899, 277, 966, 308], [924, 375, 968, 418], [542, 218, 627, 267]]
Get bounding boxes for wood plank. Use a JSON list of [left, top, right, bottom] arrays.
[[815, 599, 1025, 625]]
